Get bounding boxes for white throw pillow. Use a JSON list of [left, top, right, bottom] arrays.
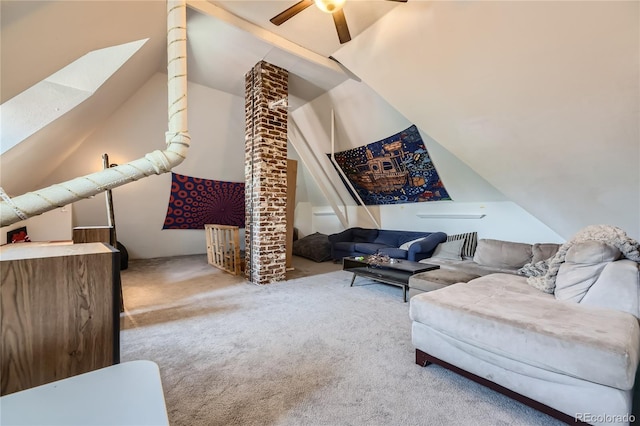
[[399, 237, 426, 251], [431, 239, 464, 260]]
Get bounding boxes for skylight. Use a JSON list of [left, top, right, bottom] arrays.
[[0, 38, 148, 155]]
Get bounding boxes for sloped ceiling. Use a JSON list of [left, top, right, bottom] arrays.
[[0, 0, 357, 195], [0, 1, 166, 104], [334, 1, 640, 239], [183, 4, 349, 109], [0, 0, 167, 195]]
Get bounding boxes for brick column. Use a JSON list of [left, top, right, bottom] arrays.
[[244, 61, 288, 284]]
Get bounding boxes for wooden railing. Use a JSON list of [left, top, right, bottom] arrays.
[[205, 224, 241, 275]]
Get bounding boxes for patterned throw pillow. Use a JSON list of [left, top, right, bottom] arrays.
[[446, 232, 478, 258]]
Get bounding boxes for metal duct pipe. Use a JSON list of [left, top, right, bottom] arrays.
[[0, 0, 190, 227]]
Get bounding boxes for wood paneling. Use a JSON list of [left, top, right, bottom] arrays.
[[72, 226, 113, 245], [286, 159, 297, 269], [1, 243, 119, 395]]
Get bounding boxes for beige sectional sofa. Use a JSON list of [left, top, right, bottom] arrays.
[[410, 235, 640, 424], [408, 237, 560, 298]]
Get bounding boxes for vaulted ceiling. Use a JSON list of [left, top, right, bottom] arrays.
[[0, 0, 394, 194]]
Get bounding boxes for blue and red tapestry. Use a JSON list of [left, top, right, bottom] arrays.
[[163, 173, 245, 229], [330, 125, 451, 205]]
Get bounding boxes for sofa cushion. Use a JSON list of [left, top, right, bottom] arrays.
[[352, 228, 378, 243], [554, 241, 622, 303], [420, 257, 520, 276], [431, 239, 464, 261], [565, 240, 622, 264], [473, 239, 532, 269], [410, 274, 640, 390], [353, 242, 389, 255], [333, 242, 357, 253], [377, 247, 408, 259], [409, 269, 481, 293], [580, 259, 640, 319], [375, 230, 429, 248], [445, 232, 478, 258], [531, 243, 561, 263]]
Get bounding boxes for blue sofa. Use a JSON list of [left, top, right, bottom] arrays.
[[328, 227, 447, 262]]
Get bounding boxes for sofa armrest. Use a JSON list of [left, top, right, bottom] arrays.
[[408, 232, 447, 262]]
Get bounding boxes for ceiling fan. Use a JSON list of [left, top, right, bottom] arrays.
[[270, 0, 408, 45]]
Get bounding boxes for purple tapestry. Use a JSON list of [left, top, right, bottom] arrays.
[[330, 125, 451, 205], [163, 173, 245, 229]]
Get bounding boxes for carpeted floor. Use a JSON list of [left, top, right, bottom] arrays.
[[120, 255, 561, 426]]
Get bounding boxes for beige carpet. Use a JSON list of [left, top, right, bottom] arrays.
[[120, 255, 561, 426]]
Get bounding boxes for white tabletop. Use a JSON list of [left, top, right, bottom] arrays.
[[0, 360, 169, 426]]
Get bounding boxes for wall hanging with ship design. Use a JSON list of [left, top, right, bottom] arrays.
[[329, 125, 451, 205]]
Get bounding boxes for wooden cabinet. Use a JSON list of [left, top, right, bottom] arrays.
[[1, 242, 120, 395], [286, 159, 297, 270], [72, 226, 113, 245]]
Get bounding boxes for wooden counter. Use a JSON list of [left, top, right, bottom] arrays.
[[1, 242, 120, 395]]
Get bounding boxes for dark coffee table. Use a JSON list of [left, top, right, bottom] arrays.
[[342, 256, 439, 302]]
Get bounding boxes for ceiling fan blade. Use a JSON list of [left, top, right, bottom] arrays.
[[270, 0, 314, 26], [385, 0, 408, 2], [332, 9, 351, 44]]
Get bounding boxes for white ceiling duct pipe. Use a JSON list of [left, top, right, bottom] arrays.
[[0, 0, 190, 227]]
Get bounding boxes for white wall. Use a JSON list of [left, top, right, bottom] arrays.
[[298, 202, 562, 245], [39, 67, 567, 255], [0, 206, 72, 245], [290, 79, 562, 243], [379, 202, 562, 244], [334, 1, 640, 240], [44, 73, 246, 258]]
